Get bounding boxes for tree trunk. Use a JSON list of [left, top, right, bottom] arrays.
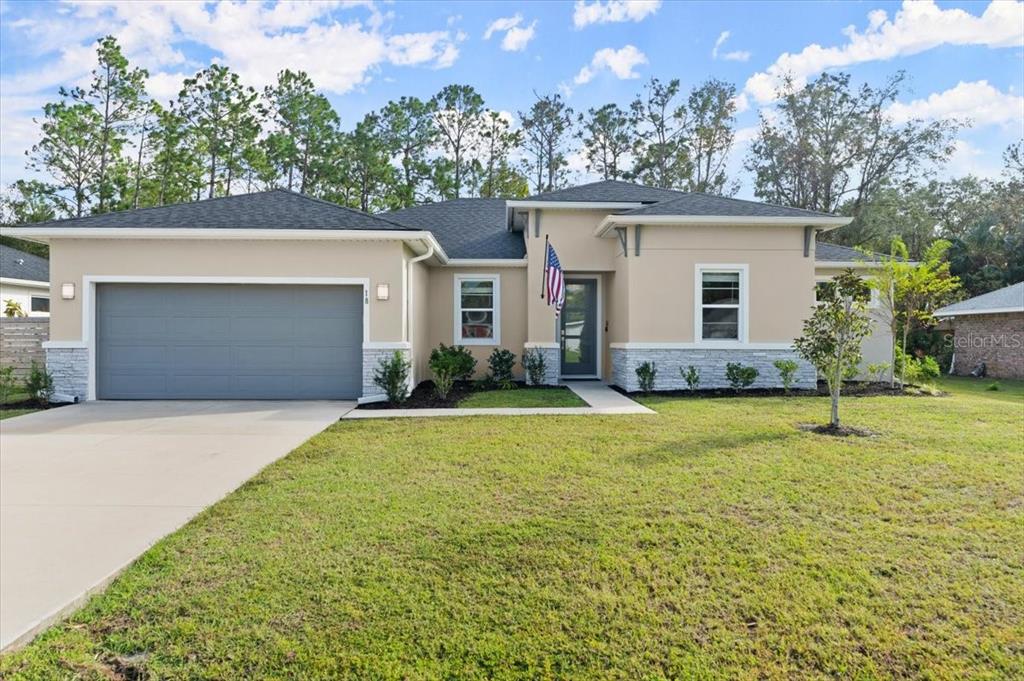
[[208, 153, 217, 199], [133, 125, 146, 209]]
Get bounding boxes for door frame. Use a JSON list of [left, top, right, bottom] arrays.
[[557, 274, 602, 380], [82, 275, 370, 401]]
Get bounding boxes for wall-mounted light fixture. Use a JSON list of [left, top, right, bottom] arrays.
[[376, 283, 390, 301], [61, 282, 76, 300]]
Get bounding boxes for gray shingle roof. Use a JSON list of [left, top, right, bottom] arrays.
[[934, 282, 1024, 317], [815, 242, 882, 263], [622, 192, 838, 219], [19, 190, 413, 231], [523, 180, 685, 204], [0, 244, 49, 282], [384, 198, 524, 260]]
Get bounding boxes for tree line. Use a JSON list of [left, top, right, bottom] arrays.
[[3, 36, 1021, 298]]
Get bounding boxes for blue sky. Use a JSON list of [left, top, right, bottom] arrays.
[[1, 0, 1022, 199]]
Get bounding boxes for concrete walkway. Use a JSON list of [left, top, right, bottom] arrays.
[[344, 382, 653, 419], [0, 400, 352, 651]]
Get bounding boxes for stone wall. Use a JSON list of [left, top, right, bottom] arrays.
[[523, 344, 560, 386], [362, 346, 412, 401], [949, 312, 1024, 379], [611, 346, 816, 392], [44, 346, 88, 401], [0, 317, 48, 379]]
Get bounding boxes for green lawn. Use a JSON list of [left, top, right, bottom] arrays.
[[457, 386, 586, 408], [0, 390, 40, 420], [3, 388, 1022, 679]]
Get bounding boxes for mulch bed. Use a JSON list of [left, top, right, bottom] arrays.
[[0, 398, 64, 416], [613, 381, 936, 399], [358, 381, 568, 410]]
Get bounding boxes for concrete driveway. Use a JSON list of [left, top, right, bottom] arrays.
[[0, 400, 353, 651]]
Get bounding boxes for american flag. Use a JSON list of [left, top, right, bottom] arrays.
[[544, 240, 565, 316]]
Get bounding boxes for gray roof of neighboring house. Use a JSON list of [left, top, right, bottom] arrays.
[[934, 281, 1024, 317], [815, 242, 882, 263], [523, 180, 685, 204], [0, 244, 49, 282], [384, 198, 525, 260], [18, 189, 413, 232], [621, 192, 837, 219]]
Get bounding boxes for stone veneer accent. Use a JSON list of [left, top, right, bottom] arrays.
[[361, 346, 412, 400], [948, 312, 1023, 379], [44, 345, 89, 401], [611, 346, 815, 392], [524, 344, 560, 386]]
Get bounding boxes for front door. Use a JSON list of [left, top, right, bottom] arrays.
[[560, 278, 598, 377]]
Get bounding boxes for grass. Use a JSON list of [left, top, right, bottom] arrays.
[[457, 386, 586, 408], [0, 408, 38, 421], [2, 387, 1022, 679], [0, 390, 40, 420]]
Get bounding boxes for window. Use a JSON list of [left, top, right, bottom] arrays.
[[30, 296, 49, 313], [696, 266, 746, 342], [455, 275, 499, 344]]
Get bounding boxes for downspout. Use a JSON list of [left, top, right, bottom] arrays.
[[406, 241, 435, 386]]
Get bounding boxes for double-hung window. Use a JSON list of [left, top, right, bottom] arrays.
[[696, 266, 747, 342], [455, 275, 500, 345]]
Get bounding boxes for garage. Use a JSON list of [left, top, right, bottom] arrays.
[[96, 283, 363, 399]]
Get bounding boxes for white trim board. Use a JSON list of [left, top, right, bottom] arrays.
[[0, 277, 50, 289], [79, 275, 371, 401], [596, 214, 852, 237], [936, 307, 1024, 317]]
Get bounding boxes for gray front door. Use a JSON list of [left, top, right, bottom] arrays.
[[560, 278, 598, 377], [96, 283, 363, 399]]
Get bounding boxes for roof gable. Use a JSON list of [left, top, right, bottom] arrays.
[[16, 190, 413, 232], [0, 244, 49, 282]]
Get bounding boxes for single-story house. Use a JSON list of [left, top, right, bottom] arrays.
[[934, 281, 1024, 379], [0, 181, 892, 401], [0, 244, 50, 317]]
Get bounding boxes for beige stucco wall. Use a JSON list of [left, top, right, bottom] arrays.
[[425, 265, 528, 379], [47, 238, 407, 342], [816, 264, 894, 378]]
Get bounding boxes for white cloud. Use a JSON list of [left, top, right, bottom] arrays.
[[887, 80, 1024, 127], [573, 45, 647, 85], [572, 1, 660, 29], [145, 71, 190, 105], [712, 31, 751, 62], [732, 92, 750, 114], [483, 14, 537, 52], [942, 138, 1004, 179], [745, 0, 1024, 103]]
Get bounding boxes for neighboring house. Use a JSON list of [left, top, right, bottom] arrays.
[[934, 282, 1024, 379], [2, 181, 895, 401], [0, 244, 50, 317]]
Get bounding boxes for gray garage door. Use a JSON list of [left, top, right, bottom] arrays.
[[96, 284, 363, 399]]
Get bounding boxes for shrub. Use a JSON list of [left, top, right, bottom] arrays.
[[487, 348, 517, 390], [3, 299, 26, 318], [895, 348, 940, 386], [986, 382, 1000, 391], [919, 355, 940, 382], [522, 349, 548, 386], [681, 365, 700, 391], [773, 359, 799, 392], [866, 362, 890, 384], [429, 344, 476, 399], [725, 362, 758, 390], [635, 361, 657, 392], [0, 366, 18, 404], [373, 351, 411, 404], [26, 361, 54, 405]]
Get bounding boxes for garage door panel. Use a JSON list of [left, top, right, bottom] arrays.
[[97, 284, 363, 399]]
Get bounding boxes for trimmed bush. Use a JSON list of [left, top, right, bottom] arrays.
[[26, 361, 54, 405], [681, 365, 700, 391], [488, 348, 517, 390], [725, 363, 758, 390], [635, 361, 657, 392], [773, 359, 799, 392], [522, 349, 548, 386], [429, 344, 477, 399], [373, 351, 411, 405]]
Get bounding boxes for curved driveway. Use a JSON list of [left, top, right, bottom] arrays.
[[0, 400, 352, 651]]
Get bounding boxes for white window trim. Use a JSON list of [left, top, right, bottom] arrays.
[[30, 295, 50, 312], [454, 274, 500, 346], [694, 264, 749, 344]]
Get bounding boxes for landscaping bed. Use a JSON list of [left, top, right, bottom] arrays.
[[614, 380, 931, 399], [358, 380, 585, 409]]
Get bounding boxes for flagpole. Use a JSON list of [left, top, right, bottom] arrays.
[[540, 234, 549, 300]]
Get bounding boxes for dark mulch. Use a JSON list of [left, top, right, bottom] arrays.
[[797, 423, 879, 438], [613, 381, 928, 400], [359, 380, 569, 409]]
